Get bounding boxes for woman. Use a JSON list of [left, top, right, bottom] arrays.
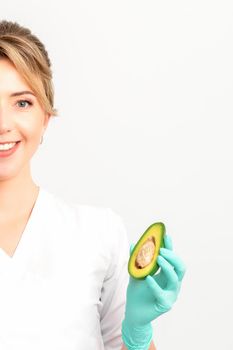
[[0, 20, 186, 350]]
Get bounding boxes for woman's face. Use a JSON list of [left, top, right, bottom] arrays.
[[0, 58, 50, 180]]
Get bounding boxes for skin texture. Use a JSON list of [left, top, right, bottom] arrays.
[[0, 58, 51, 223]]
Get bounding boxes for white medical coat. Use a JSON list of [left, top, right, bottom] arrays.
[[0, 187, 130, 349]]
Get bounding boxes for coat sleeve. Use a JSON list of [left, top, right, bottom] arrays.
[[98, 208, 130, 350]]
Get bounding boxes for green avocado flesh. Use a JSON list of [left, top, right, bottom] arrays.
[[128, 222, 166, 280]]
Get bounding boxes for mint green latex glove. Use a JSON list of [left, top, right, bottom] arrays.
[[121, 234, 186, 350]]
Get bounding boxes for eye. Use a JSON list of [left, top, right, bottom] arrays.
[[17, 99, 33, 108]]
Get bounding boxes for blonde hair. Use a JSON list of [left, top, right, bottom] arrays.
[[0, 20, 58, 117]]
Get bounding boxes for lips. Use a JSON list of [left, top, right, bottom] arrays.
[[0, 140, 21, 157]]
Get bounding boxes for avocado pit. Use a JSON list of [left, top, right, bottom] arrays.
[[135, 236, 156, 269]]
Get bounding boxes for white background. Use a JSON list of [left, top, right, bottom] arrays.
[[2, 1, 233, 349]]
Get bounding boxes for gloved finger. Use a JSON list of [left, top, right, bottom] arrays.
[[130, 243, 135, 256], [156, 255, 179, 290], [163, 234, 173, 250], [145, 274, 165, 304], [159, 248, 186, 282]]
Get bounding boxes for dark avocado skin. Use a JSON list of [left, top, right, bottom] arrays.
[[128, 222, 166, 280]]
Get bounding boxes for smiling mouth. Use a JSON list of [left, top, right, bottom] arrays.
[[0, 141, 21, 144], [0, 141, 21, 152]]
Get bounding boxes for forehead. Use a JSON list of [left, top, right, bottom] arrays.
[[0, 58, 31, 95]]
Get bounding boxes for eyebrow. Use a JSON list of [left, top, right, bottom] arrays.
[[10, 91, 35, 97]]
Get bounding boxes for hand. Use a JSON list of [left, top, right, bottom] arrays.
[[121, 234, 186, 349]]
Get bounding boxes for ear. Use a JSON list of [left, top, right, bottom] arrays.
[[43, 112, 52, 130]]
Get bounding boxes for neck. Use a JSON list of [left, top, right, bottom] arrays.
[[0, 167, 39, 222]]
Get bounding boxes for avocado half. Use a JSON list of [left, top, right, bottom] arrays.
[[128, 222, 166, 280]]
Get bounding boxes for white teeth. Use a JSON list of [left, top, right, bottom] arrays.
[[0, 142, 16, 151]]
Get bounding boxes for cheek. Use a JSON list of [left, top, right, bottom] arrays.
[[19, 119, 43, 143]]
